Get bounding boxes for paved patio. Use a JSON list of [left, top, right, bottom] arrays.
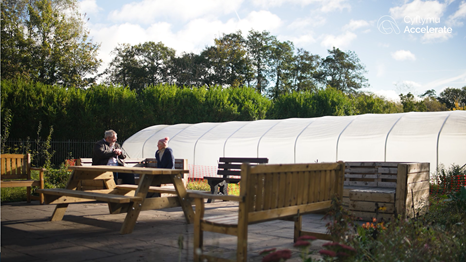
[[1, 200, 331, 261]]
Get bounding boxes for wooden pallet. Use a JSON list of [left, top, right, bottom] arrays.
[[343, 162, 430, 221]]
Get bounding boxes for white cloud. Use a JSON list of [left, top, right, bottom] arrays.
[[378, 42, 390, 48], [376, 63, 386, 77], [372, 89, 401, 102], [389, 0, 446, 24], [288, 16, 326, 30], [79, 0, 102, 15], [89, 23, 149, 73], [251, 0, 350, 12], [320, 0, 350, 12], [288, 33, 317, 46], [394, 80, 423, 96], [399, 80, 422, 89], [320, 31, 357, 49], [108, 0, 243, 24], [391, 50, 416, 61], [446, 1, 466, 26], [342, 19, 369, 31], [239, 10, 282, 32], [423, 70, 466, 89], [89, 10, 282, 74], [421, 30, 454, 43]]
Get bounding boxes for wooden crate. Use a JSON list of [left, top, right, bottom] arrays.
[[343, 162, 430, 221]]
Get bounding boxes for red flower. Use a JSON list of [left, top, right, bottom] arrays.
[[297, 235, 317, 241], [278, 250, 292, 259], [259, 248, 277, 255], [322, 242, 339, 247], [319, 250, 337, 257], [338, 243, 356, 252], [293, 240, 311, 247], [262, 249, 292, 262]]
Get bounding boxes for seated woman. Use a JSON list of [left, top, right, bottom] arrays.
[[155, 137, 174, 169]]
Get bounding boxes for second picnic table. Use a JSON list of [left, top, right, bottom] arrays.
[[37, 165, 193, 234]]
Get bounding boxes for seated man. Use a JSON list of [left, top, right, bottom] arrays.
[[92, 129, 135, 184]]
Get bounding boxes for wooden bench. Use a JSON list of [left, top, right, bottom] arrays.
[[203, 157, 268, 203], [343, 162, 430, 221], [37, 188, 142, 203], [116, 184, 202, 198], [191, 162, 345, 262], [1, 154, 46, 204]]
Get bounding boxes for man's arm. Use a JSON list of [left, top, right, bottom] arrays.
[[94, 141, 116, 159], [115, 143, 127, 159]]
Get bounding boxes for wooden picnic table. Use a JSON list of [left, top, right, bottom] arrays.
[[37, 165, 193, 234]]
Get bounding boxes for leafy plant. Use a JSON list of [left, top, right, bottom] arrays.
[[323, 196, 359, 242], [187, 179, 211, 191]]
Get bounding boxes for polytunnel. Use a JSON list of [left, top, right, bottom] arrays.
[[122, 111, 466, 179]]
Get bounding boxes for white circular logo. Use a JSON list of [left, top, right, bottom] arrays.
[[377, 15, 400, 34]]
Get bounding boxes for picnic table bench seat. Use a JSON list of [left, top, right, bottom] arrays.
[[203, 157, 268, 202], [115, 184, 205, 197], [36, 188, 143, 204]]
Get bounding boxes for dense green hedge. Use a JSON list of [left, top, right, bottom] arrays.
[[1, 79, 401, 141], [1, 79, 272, 140]]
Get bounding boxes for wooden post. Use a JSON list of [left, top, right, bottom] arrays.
[[294, 215, 302, 242], [237, 163, 250, 262], [193, 198, 204, 262], [395, 164, 408, 219]]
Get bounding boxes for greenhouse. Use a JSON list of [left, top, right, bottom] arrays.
[[122, 111, 466, 179]]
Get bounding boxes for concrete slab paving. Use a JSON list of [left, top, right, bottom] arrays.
[[1, 200, 332, 261]]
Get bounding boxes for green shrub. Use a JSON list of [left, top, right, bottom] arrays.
[[44, 163, 72, 189]]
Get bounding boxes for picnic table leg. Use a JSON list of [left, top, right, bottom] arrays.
[[120, 174, 152, 234], [172, 173, 195, 224], [49, 171, 80, 221], [50, 204, 69, 221]]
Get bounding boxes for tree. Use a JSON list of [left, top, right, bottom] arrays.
[[423, 97, 448, 111], [200, 31, 251, 88], [104, 41, 175, 91], [291, 48, 320, 92], [171, 52, 209, 87], [317, 47, 369, 93], [438, 87, 466, 109], [1, 0, 101, 87], [420, 89, 437, 98], [400, 92, 426, 112], [268, 39, 295, 99], [246, 30, 275, 94], [352, 93, 402, 114]]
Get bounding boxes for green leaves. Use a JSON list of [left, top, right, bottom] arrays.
[[1, 80, 271, 140], [1, 0, 101, 88], [268, 88, 358, 119]]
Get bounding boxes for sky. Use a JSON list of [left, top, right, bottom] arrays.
[[78, 0, 466, 101]]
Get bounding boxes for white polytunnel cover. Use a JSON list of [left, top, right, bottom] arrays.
[[122, 111, 466, 179]]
